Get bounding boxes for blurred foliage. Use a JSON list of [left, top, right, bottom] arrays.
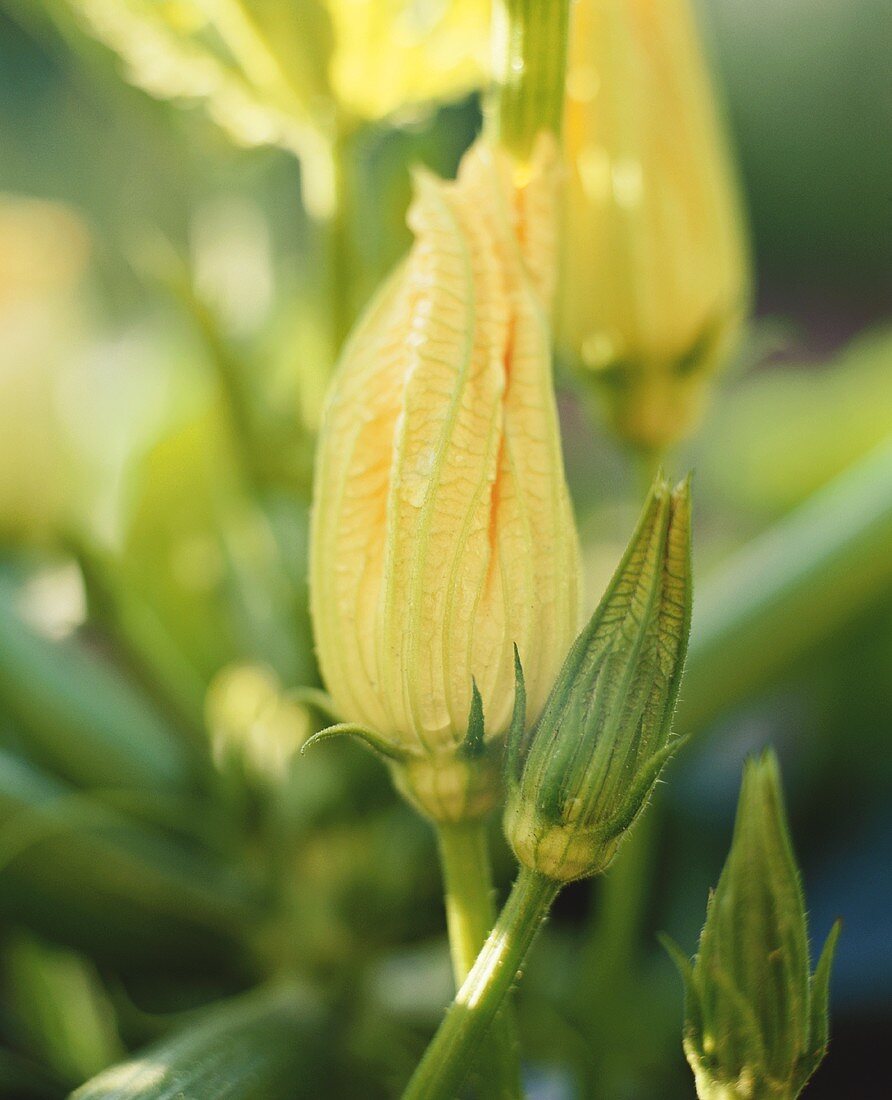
[[0, 0, 888, 1097]]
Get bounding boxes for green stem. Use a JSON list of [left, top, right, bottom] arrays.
[[437, 822, 499, 983], [328, 124, 354, 359], [487, 0, 573, 159], [297, 123, 355, 436], [403, 868, 559, 1100], [574, 806, 657, 1017], [436, 823, 523, 1099]]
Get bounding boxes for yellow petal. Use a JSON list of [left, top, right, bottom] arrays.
[[311, 139, 579, 755], [327, 0, 489, 120], [559, 0, 750, 450]]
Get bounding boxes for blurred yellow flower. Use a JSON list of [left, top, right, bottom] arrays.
[[559, 0, 750, 452], [310, 138, 579, 783], [327, 0, 489, 120], [63, 0, 489, 147], [206, 662, 311, 785]]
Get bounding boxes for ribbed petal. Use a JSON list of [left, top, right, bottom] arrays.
[[311, 139, 579, 755]]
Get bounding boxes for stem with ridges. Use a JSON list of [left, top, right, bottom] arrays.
[[436, 822, 523, 1099], [403, 867, 559, 1100], [487, 0, 573, 160]]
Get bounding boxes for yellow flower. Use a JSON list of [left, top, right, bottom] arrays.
[[310, 138, 579, 818], [327, 0, 489, 121], [65, 0, 490, 153], [559, 0, 750, 452]]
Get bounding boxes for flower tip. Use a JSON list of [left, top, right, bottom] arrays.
[[674, 470, 694, 499]]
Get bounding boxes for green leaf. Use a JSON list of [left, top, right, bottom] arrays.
[[0, 1047, 63, 1099], [0, 750, 259, 964], [679, 439, 892, 736], [70, 983, 326, 1100], [4, 931, 124, 1085], [0, 575, 190, 792]]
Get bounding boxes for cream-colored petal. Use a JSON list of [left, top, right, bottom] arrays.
[[311, 137, 580, 756]]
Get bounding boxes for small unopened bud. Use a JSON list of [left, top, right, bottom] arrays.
[[504, 473, 692, 881], [207, 663, 310, 789], [662, 752, 841, 1100]]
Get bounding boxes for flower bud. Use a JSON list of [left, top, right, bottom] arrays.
[[504, 473, 691, 881], [559, 0, 750, 452], [310, 138, 580, 822], [206, 662, 310, 790], [663, 752, 841, 1100]]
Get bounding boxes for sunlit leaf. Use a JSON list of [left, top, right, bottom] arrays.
[[71, 982, 326, 1099]]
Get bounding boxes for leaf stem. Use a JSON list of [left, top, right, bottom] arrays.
[[436, 822, 523, 1099], [403, 866, 559, 1100]]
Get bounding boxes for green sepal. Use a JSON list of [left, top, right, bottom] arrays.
[[601, 735, 688, 841], [804, 919, 842, 1077], [658, 931, 705, 1049], [70, 982, 325, 1099], [659, 932, 695, 995], [300, 723, 411, 764], [460, 680, 486, 760], [504, 645, 527, 785], [711, 965, 770, 1076]]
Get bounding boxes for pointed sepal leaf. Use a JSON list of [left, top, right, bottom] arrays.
[[301, 723, 412, 764], [505, 645, 527, 786], [805, 919, 842, 1076], [460, 680, 486, 760], [659, 932, 705, 1050]]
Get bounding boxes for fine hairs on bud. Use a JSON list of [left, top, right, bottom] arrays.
[[504, 471, 693, 882]]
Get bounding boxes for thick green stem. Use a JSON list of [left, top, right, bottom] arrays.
[[436, 823, 523, 1099], [437, 822, 499, 983], [487, 0, 572, 159], [403, 867, 559, 1100]]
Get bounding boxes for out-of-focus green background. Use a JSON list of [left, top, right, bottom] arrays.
[[0, 1, 889, 1097]]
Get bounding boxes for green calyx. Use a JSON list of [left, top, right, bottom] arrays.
[[663, 751, 841, 1099], [504, 472, 693, 882]]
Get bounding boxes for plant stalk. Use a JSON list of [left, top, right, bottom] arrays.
[[436, 822, 523, 1099], [487, 0, 573, 160], [403, 867, 559, 1100]]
